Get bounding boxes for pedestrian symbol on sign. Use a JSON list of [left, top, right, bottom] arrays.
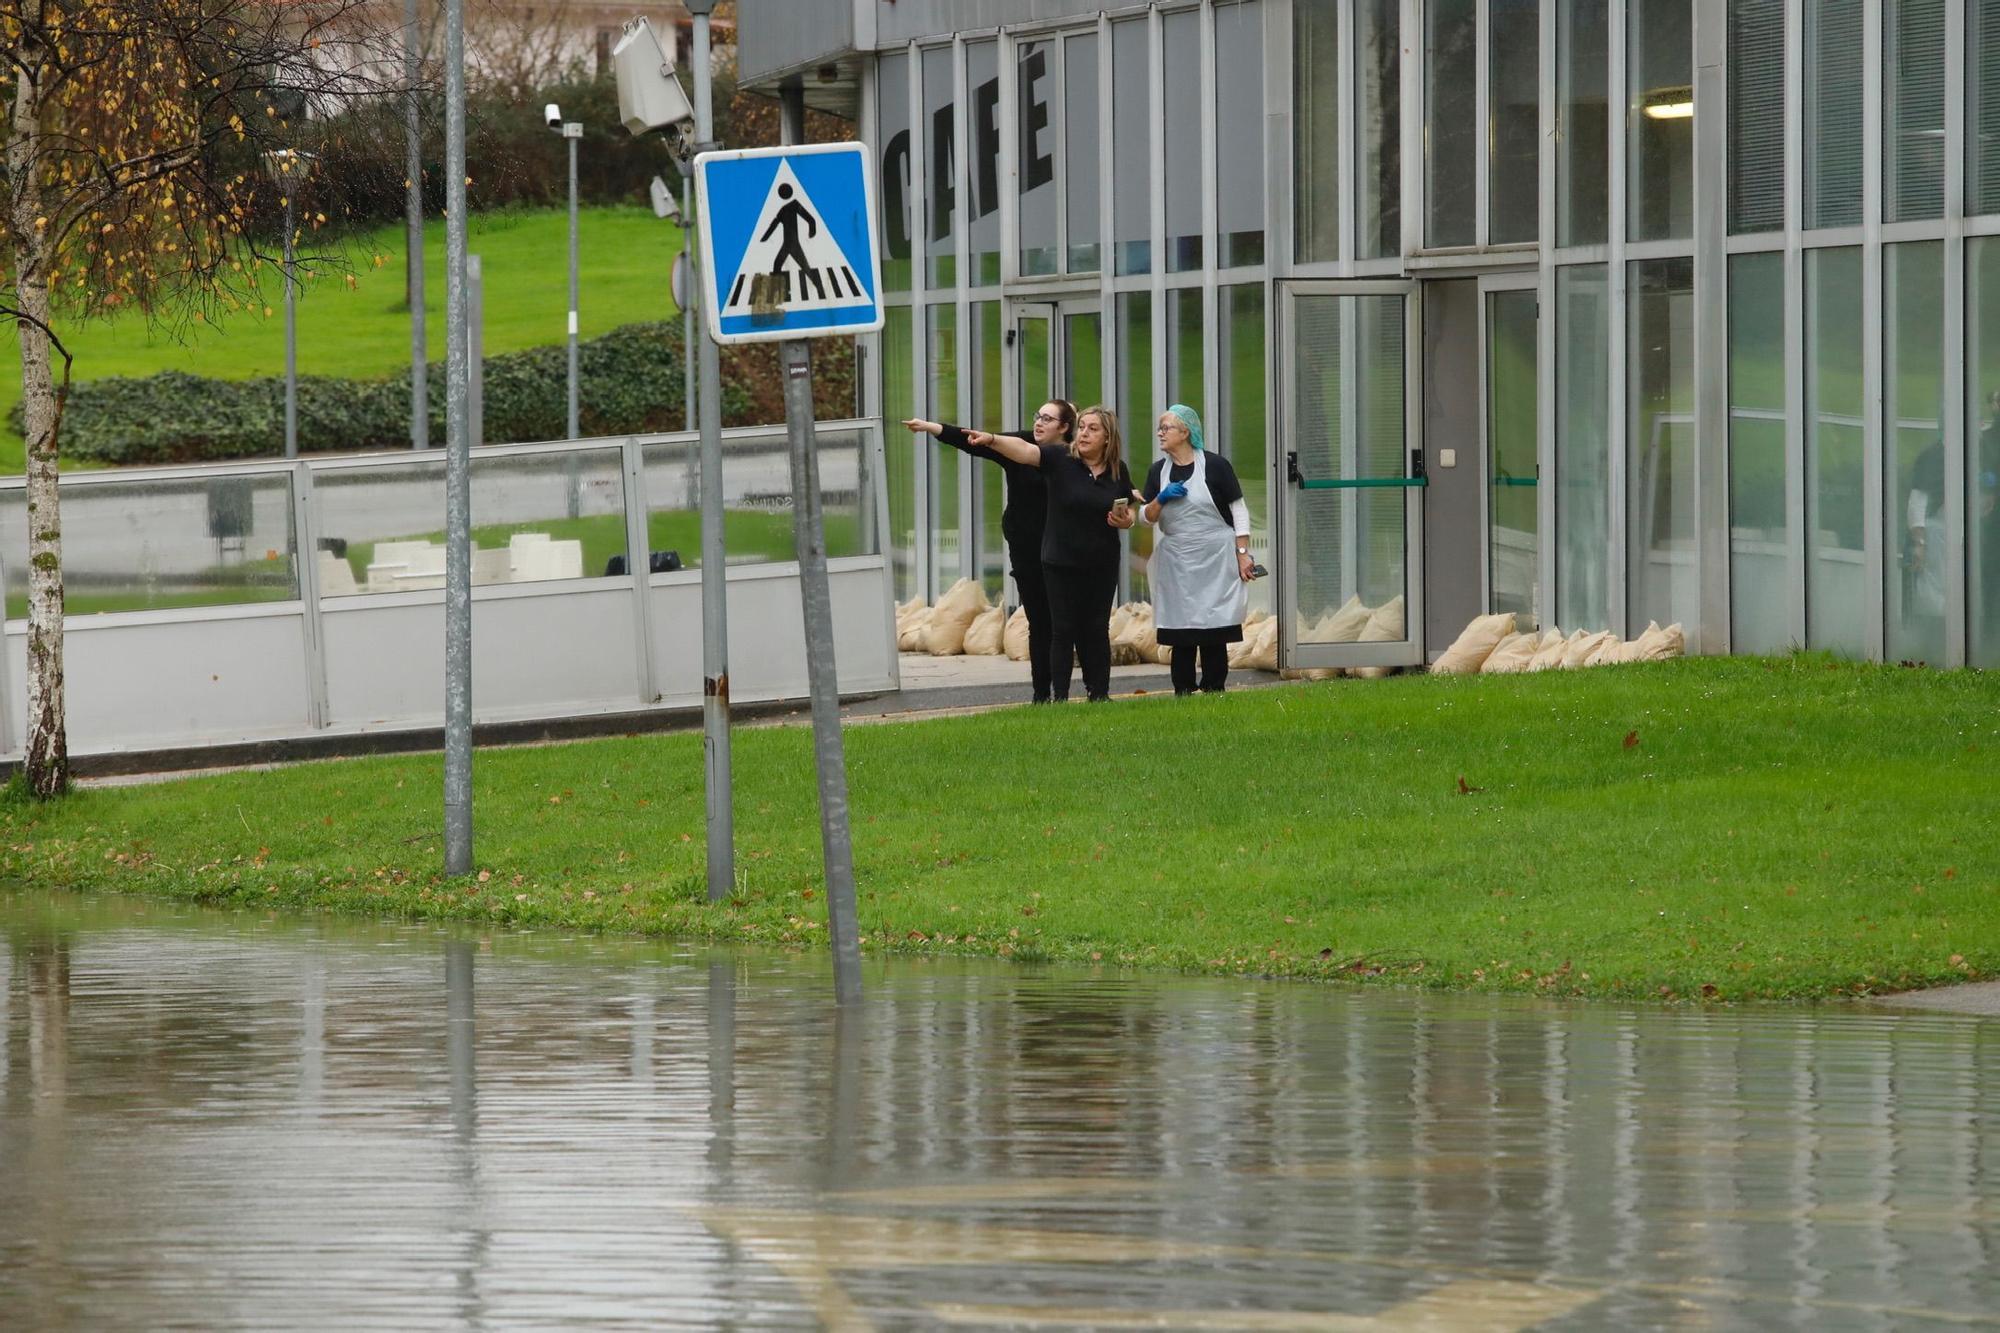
[[721, 160, 871, 326]]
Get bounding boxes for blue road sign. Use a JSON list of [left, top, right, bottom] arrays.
[[694, 142, 883, 345]]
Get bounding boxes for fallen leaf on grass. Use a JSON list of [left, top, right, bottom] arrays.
[[1455, 775, 1485, 795], [1623, 729, 1640, 750]]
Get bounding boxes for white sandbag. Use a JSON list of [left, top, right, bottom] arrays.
[[924, 577, 990, 655], [1240, 617, 1279, 671], [1560, 628, 1612, 669], [1245, 608, 1270, 628], [1525, 627, 1569, 671], [1348, 596, 1407, 679], [897, 606, 934, 652], [1106, 605, 1139, 665], [962, 605, 1005, 655], [1433, 611, 1519, 675], [1627, 620, 1686, 662], [1582, 633, 1627, 667], [1480, 630, 1540, 674], [1318, 595, 1372, 644], [1002, 606, 1031, 660]]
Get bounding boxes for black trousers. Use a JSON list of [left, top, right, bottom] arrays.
[[1043, 556, 1119, 701], [1010, 549, 1053, 702], [1169, 640, 1231, 694]]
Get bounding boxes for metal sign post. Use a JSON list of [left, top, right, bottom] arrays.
[[694, 139, 882, 1002]]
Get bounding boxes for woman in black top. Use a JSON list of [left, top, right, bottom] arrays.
[[902, 400, 1076, 703], [970, 406, 1137, 702]]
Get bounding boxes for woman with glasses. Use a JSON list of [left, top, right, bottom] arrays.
[[968, 406, 1137, 702], [1138, 404, 1253, 695], [903, 401, 1077, 703]]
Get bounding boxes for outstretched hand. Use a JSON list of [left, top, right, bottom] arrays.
[[901, 418, 939, 436], [966, 429, 996, 448]]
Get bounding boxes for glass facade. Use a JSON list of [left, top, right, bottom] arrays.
[[859, 0, 2000, 666]]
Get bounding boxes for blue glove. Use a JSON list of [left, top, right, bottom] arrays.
[[1158, 481, 1189, 502]]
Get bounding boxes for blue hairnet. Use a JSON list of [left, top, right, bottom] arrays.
[[1165, 403, 1205, 451]]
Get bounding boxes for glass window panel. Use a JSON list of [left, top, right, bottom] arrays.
[[967, 41, 1002, 287], [1425, 0, 1478, 248], [637, 432, 871, 575], [1969, 238, 2000, 665], [1163, 9, 1203, 273], [1112, 18, 1152, 276], [1221, 285, 1268, 603], [1556, 264, 1611, 629], [1294, 0, 1340, 263], [1805, 0, 1864, 230], [1727, 252, 1792, 653], [1975, 0, 2000, 216], [1488, 289, 1540, 624], [1628, 257, 1697, 634], [1118, 292, 1156, 601], [1805, 245, 1865, 655], [0, 472, 298, 618], [1357, 0, 1403, 258], [1065, 33, 1101, 273], [1629, 0, 1694, 242], [1884, 0, 1946, 223], [1017, 39, 1060, 278], [1215, 1, 1265, 267], [1886, 241, 1945, 664], [882, 305, 918, 599], [1558, 0, 1610, 247], [1167, 287, 1205, 411], [879, 52, 913, 294], [922, 46, 958, 289], [471, 449, 628, 581], [1728, 0, 1785, 234], [1065, 309, 1104, 411], [1489, 0, 1540, 244], [927, 303, 961, 586], [970, 300, 1007, 599]]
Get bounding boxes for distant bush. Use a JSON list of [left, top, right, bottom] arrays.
[[31, 323, 752, 464]]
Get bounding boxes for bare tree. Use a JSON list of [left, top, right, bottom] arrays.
[[0, 0, 407, 797]]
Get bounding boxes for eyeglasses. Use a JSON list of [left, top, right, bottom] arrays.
[[1033, 412, 1061, 425]]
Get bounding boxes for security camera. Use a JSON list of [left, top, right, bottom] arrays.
[[648, 175, 679, 221], [611, 17, 695, 136], [545, 102, 562, 129]]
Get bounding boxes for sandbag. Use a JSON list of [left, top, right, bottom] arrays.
[[1526, 627, 1569, 671], [1239, 617, 1279, 671], [962, 605, 1005, 655], [1120, 603, 1165, 666], [1280, 665, 1343, 681], [1560, 628, 1612, 669], [1434, 611, 1519, 675], [1480, 630, 1540, 674], [1317, 595, 1372, 643], [1582, 633, 1627, 667], [897, 606, 934, 652], [1348, 596, 1406, 679], [1107, 605, 1140, 665], [1627, 620, 1686, 662], [924, 577, 990, 655], [1002, 606, 1030, 660]]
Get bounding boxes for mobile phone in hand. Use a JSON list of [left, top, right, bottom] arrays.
[[1112, 497, 1131, 515], [1248, 562, 1269, 579]]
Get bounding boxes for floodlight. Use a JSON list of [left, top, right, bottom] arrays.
[[612, 17, 695, 136]]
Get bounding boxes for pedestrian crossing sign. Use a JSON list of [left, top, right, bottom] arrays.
[[694, 142, 883, 345]]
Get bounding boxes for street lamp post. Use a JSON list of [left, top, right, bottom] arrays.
[[547, 104, 582, 440], [262, 149, 315, 459]]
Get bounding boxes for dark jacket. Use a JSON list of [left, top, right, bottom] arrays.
[[936, 423, 1049, 558]]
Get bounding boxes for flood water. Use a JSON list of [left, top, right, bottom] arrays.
[[2, 890, 1996, 1330]]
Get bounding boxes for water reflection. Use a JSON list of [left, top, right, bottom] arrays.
[[2, 891, 1997, 1329]]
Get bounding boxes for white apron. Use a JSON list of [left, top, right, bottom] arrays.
[[1152, 452, 1248, 633]]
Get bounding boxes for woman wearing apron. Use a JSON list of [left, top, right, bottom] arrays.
[[1140, 404, 1254, 695]]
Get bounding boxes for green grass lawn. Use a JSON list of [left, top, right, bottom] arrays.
[[0, 206, 687, 474], [5, 655, 1998, 1002]]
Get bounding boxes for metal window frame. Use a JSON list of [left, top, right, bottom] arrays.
[[1477, 271, 1543, 623]]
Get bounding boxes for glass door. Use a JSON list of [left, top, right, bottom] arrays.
[[1277, 283, 1425, 670], [1483, 279, 1541, 626], [1012, 303, 1058, 424]]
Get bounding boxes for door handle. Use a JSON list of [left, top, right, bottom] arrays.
[[1287, 451, 1303, 486], [1410, 448, 1426, 481]]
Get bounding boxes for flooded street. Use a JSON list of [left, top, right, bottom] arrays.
[[2, 890, 1996, 1329]]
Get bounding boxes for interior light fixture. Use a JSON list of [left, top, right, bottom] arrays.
[[1644, 100, 1694, 120]]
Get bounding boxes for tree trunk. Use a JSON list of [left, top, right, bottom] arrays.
[[8, 30, 67, 799]]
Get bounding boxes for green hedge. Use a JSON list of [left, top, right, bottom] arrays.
[[27, 323, 751, 465]]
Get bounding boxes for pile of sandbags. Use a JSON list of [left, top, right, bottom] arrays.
[[1348, 595, 1406, 679], [1427, 612, 1686, 675], [895, 596, 933, 652], [924, 577, 991, 655], [1113, 602, 1172, 666], [1227, 610, 1280, 672]]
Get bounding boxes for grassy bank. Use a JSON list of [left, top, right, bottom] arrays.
[[0, 206, 684, 472], [3, 655, 1996, 1001]]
